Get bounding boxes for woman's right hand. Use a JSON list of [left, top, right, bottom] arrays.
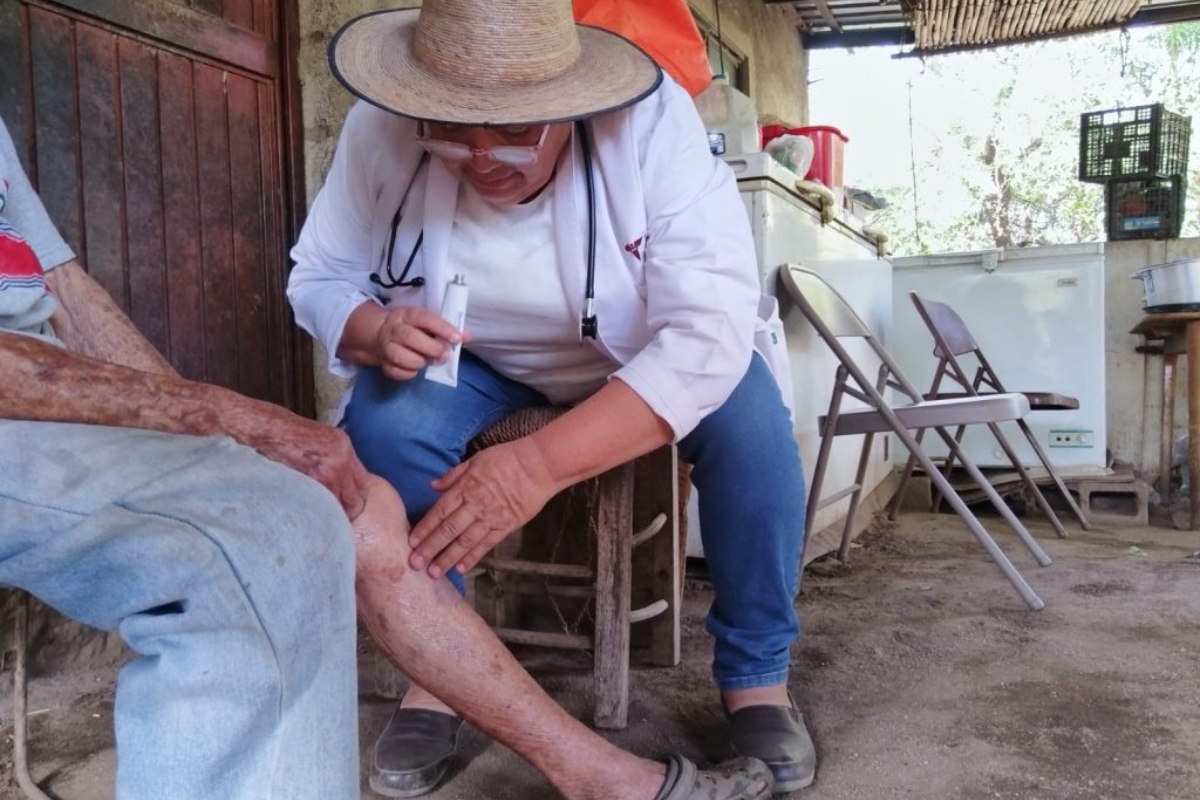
[[338, 303, 466, 381], [374, 305, 465, 381]]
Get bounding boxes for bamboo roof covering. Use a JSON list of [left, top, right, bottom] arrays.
[[773, 0, 1200, 52]]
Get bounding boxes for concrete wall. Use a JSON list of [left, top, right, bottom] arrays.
[[294, 1, 809, 420], [1105, 237, 1200, 483], [689, 0, 808, 127], [295, 0, 421, 419]]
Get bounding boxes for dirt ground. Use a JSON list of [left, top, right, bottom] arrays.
[[2, 510, 1198, 800]]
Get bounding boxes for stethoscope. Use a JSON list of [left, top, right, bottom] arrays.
[[371, 121, 599, 340]]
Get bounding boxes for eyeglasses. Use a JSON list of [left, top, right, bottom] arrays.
[[416, 122, 551, 167]]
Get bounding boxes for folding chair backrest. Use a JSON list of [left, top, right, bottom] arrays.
[[779, 265, 875, 339], [910, 292, 979, 358], [779, 265, 924, 403]]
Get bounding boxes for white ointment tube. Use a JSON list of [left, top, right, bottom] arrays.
[[425, 274, 468, 387]]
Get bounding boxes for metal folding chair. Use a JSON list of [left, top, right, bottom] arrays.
[[778, 265, 1051, 611], [892, 292, 1090, 535]]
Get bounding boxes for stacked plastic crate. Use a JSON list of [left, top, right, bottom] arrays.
[[1079, 104, 1192, 240]]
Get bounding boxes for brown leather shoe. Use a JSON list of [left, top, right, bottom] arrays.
[[727, 704, 817, 793]]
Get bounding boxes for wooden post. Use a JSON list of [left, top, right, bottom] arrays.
[[1187, 320, 1200, 530], [1161, 353, 1178, 504], [593, 461, 634, 729]]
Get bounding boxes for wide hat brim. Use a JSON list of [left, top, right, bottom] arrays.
[[330, 8, 663, 126]]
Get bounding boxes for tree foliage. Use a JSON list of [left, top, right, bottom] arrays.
[[866, 24, 1200, 256]]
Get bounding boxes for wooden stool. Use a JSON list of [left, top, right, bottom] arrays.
[[468, 406, 687, 729]]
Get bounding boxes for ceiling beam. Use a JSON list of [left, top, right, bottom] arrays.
[[812, 0, 844, 32], [1130, 3, 1200, 25], [804, 26, 915, 49]]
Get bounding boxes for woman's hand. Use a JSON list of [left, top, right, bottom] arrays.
[[375, 306, 466, 381], [337, 303, 468, 380], [408, 438, 560, 578]]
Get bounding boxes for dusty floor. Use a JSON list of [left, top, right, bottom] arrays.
[[2, 510, 1198, 800]]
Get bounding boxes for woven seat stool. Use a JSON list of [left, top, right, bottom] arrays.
[[467, 406, 686, 729]]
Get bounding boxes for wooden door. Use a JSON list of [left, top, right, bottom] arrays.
[[0, 0, 311, 413]]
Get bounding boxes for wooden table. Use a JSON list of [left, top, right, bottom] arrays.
[[1131, 311, 1200, 529]]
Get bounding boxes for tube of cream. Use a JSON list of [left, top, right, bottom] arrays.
[[425, 274, 468, 388]]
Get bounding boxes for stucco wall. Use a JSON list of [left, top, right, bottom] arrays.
[[294, 1, 809, 420], [295, 0, 421, 419], [689, 0, 807, 127], [1106, 237, 1200, 483]]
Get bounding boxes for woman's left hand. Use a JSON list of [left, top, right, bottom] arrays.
[[409, 438, 560, 578]]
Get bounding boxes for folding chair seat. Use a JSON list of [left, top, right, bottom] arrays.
[[777, 265, 1051, 611], [894, 292, 1090, 535]]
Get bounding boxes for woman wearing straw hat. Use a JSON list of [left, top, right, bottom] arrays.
[[289, 1, 814, 797]]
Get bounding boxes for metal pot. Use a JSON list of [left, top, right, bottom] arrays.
[[1132, 259, 1200, 312]]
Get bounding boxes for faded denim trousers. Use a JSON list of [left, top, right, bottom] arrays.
[[0, 422, 360, 800], [344, 351, 806, 691]]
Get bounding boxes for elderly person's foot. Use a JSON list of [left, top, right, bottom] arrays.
[[723, 688, 817, 794], [370, 686, 461, 798], [652, 755, 773, 800]]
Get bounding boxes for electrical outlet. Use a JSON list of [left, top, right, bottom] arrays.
[[1049, 429, 1094, 448]]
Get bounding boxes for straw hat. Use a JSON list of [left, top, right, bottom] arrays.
[[329, 0, 662, 125]]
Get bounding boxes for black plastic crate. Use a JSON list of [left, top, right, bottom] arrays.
[[1079, 104, 1191, 183], [1106, 175, 1186, 240]]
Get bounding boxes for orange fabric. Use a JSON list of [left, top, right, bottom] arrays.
[[574, 0, 713, 97]]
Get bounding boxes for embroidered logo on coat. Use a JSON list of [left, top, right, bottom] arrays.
[[624, 235, 647, 261]]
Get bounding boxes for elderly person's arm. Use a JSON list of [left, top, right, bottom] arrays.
[[0, 331, 370, 517], [46, 260, 178, 376]]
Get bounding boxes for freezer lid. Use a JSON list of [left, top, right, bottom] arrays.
[[892, 242, 1106, 272]]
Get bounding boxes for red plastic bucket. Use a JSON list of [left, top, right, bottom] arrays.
[[762, 125, 849, 190]]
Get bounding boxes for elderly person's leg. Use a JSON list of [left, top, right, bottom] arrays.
[[676, 354, 816, 792], [0, 422, 359, 800], [343, 352, 544, 784], [353, 475, 772, 800]]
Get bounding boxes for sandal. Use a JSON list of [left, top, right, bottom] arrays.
[[652, 754, 774, 800]]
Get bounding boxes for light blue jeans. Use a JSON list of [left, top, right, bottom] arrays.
[[0, 421, 360, 800], [344, 351, 805, 690]]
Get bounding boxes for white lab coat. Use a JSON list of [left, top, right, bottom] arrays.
[[288, 77, 793, 440]]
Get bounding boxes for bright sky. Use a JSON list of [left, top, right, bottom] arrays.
[[807, 27, 1184, 196]]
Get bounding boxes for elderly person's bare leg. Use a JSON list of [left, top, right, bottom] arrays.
[[352, 477, 772, 800]]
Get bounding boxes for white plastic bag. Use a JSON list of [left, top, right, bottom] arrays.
[[765, 134, 814, 180]]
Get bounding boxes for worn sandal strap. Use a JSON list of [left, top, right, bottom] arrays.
[[653, 754, 773, 800]]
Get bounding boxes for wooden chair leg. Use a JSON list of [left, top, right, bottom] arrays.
[[14, 592, 54, 800], [640, 445, 681, 668], [593, 462, 634, 730]]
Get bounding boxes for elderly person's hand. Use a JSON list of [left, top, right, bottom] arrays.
[[408, 437, 559, 578], [247, 418, 373, 520]]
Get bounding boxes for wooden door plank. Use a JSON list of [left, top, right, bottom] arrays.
[[75, 23, 128, 307], [158, 50, 207, 380], [0, 2, 31, 168], [223, 0, 254, 33], [117, 37, 170, 354], [194, 62, 239, 390], [192, 0, 224, 18], [258, 80, 288, 404], [31, 0, 276, 78], [28, 7, 81, 255], [227, 73, 269, 400]]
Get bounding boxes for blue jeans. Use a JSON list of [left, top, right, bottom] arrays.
[[0, 422, 360, 800], [344, 351, 805, 690]]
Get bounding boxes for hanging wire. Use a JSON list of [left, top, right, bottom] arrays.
[[1120, 27, 1132, 79], [715, 0, 727, 79], [907, 76, 924, 253]]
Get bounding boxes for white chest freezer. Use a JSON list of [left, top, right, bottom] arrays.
[[890, 244, 1107, 470], [687, 153, 894, 557]]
